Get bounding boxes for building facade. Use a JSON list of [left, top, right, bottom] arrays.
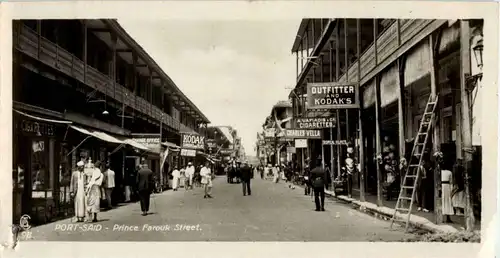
[[289, 19, 483, 225], [12, 19, 210, 225]]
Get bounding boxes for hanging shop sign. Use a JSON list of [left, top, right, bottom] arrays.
[[294, 139, 308, 148], [306, 82, 359, 109], [220, 149, 234, 155], [131, 133, 161, 151], [206, 139, 217, 149], [19, 119, 55, 137], [294, 117, 336, 129], [322, 140, 349, 145], [181, 133, 205, 150], [180, 148, 197, 157], [286, 147, 296, 154], [284, 129, 322, 139]]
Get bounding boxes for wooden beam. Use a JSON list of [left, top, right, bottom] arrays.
[[374, 75, 382, 206], [373, 19, 378, 65], [335, 22, 340, 81], [397, 58, 406, 191], [89, 28, 111, 33], [82, 21, 87, 84], [357, 18, 365, 202]]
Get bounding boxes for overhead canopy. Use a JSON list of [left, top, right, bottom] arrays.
[[162, 141, 180, 149], [123, 139, 150, 151], [70, 125, 151, 151], [217, 126, 234, 144]]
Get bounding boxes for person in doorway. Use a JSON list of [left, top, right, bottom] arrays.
[[451, 160, 466, 215], [344, 153, 355, 198], [416, 160, 430, 212], [185, 162, 195, 190], [70, 161, 86, 222], [441, 164, 454, 223], [136, 162, 154, 216], [241, 162, 252, 196], [102, 162, 115, 210], [200, 162, 213, 198], [85, 160, 103, 223], [310, 157, 331, 211], [171, 166, 180, 191]]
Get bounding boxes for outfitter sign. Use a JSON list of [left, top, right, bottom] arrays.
[[307, 82, 359, 109], [294, 117, 336, 129], [181, 133, 205, 150]]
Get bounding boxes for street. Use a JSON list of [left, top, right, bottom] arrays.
[[29, 176, 410, 241]]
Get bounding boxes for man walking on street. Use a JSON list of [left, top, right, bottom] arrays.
[[200, 161, 213, 198], [136, 162, 154, 216], [310, 157, 331, 212], [102, 162, 115, 210], [241, 162, 252, 196], [185, 162, 195, 190]]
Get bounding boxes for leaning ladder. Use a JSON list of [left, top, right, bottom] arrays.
[[390, 94, 439, 232]]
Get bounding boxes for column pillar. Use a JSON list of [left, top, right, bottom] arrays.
[[357, 19, 366, 202], [374, 76, 383, 206]]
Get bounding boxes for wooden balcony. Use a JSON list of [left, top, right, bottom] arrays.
[[312, 20, 437, 86], [14, 24, 198, 133]]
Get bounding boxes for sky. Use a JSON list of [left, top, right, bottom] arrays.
[[118, 20, 300, 156]]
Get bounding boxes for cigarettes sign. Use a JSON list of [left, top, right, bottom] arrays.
[[294, 117, 336, 129], [307, 82, 359, 109]]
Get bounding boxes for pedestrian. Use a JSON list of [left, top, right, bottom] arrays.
[[70, 161, 86, 222], [171, 166, 180, 191], [185, 162, 195, 190], [272, 164, 280, 183], [136, 162, 154, 216], [85, 160, 103, 222], [241, 162, 252, 196], [260, 165, 264, 179], [200, 161, 213, 198], [102, 162, 115, 210], [441, 164, 454, 223], [310, 157, 331, 212]]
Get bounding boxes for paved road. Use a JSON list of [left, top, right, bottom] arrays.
[[29, 176, 410, 241]]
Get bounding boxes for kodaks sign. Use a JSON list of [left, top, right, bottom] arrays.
[[181, 133, 205, 150], [294, 117, 336, 129], [307, 82, 359, 109]]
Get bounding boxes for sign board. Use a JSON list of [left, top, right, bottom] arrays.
[[322, 140, 349, 145], [131, 133, 161, 152], [294, 117, 336, 129], [286, 147, 296, 154], [220, 149, 234, 155], [20, 120, 55, 137], [263, 128, 275, 138], [181, 133, 205, 150], [307, 82, 359, 109], [295, 139, 308, 148], [284, 129, 322, 139], [206, 139, 217, 149], [180, 148, 196, 157]]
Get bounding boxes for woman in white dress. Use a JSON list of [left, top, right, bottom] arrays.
[[171, 166, 180, 191], [85, 160, 103, 223], [441, 167, 454, 223]]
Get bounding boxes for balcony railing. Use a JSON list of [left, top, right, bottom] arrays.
[[15, 24, 204, 133], [337, 19, 433, 84]]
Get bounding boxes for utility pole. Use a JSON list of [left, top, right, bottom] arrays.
[[459, 20, 475, 231]]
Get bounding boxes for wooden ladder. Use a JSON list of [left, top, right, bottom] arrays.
[[390, 94, 439, 232]]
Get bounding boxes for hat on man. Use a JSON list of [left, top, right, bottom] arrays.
[[188, 162, 192, 165], [77, 161, 85, 167]]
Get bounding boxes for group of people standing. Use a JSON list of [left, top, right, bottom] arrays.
[[70, 158, 116, 222], [226, 159, 254, 196], [171, 161, 214, 198]]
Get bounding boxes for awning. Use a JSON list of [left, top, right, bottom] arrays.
[[123, 139, 150, 151], [162, 141, 180, 149], [14, 109, 72, 124], [70, 125, 124, 144]]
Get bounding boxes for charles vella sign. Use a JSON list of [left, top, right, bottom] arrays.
[[181, 133, 205, 150], [307, 82, 359, 109], [284, 129, 322, 139]]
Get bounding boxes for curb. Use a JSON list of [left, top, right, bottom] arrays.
[[322, 190, 459, 234]]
